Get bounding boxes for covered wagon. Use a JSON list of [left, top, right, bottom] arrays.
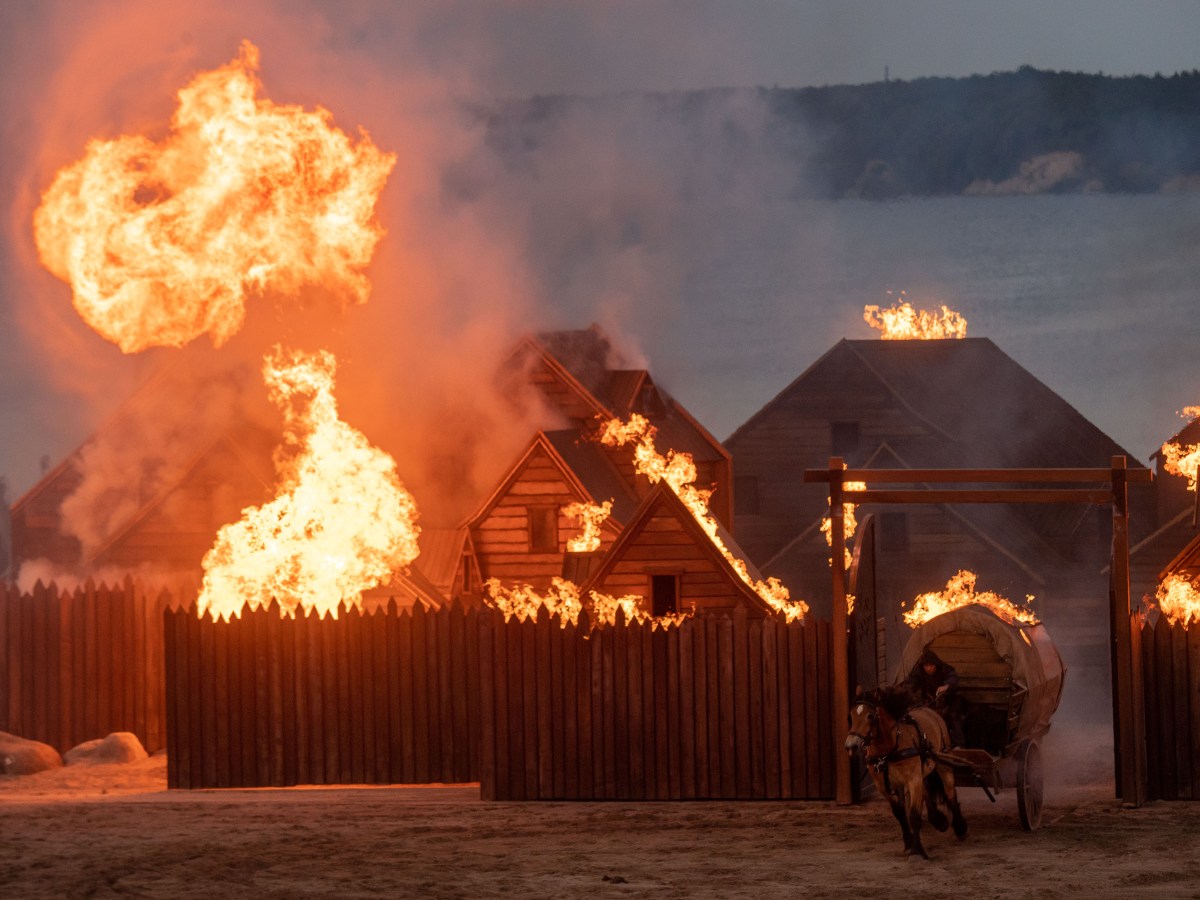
[[895, 604, 1066, 829]]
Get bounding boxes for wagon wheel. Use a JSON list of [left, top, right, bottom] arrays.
[[1016, 738, 1043, 831]]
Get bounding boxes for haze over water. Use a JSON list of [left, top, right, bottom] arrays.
[[561, 192, 1200, 463]]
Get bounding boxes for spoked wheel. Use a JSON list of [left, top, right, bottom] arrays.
[[1016, 738, 1044, 831]]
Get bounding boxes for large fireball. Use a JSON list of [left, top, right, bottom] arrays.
[[33, 40, 396, 353]]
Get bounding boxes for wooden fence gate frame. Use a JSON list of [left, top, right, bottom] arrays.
[[805, 456, 1154, 806]]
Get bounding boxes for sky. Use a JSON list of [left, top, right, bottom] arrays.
[[1, 0, 1198, 507]]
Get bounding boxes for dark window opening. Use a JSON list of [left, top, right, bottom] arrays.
[[734, 475, 760, 516], [528, 507, 558, 553], [651, 574, 679, 617], [461, 551, 476, 594], [831, 421, 861, 459], [880, 511, 909, 554]]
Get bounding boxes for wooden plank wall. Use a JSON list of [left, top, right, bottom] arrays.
[[0, 580, 173, 754], [163, 601, 481, 789], [163, 602, 840, 798], [478, 608, 837, 800], [1140, 616, 1200, 801]]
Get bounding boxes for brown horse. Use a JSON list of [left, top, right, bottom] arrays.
[[844, 687, 968, 859]]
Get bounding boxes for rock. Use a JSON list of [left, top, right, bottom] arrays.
[[64, 732, 148, 766], [0, 731, 63, 775]]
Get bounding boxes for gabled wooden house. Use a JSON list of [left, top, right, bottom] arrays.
[[500, 325, 734, 527], [465, 430, 641, 591], [9, 362, 276, 580], [581, 482, 775, 618], [724, 337, 1153, 702]]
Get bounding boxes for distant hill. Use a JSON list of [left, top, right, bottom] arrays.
[[475, 67, 1200, 199]]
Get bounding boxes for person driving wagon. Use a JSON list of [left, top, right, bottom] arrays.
[[904, 649, 966, 747]]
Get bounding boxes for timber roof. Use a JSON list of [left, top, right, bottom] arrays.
[[414, 528, 473, 596], [727, 337, 1149, 568], [508, 324, 729, 464], [581, 482, 774, 615], [463, 430, 641, 530]]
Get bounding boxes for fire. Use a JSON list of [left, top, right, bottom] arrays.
[[33, 40, 395, 353], [1155, 573, 1200, 627], [598, 414, 808, 622], [821, 481, 866, 570], [863, 295, 967, 340], [1161, 405, 1200, 493], [564, 500, 613, 553], [485, 577, 583, 627], [196, 348, 420, 620], [903, 570, 1038, 627], [484, 578, 690, 630]]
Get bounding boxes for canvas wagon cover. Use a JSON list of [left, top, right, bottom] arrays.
[[895, 605, 1066, 741]]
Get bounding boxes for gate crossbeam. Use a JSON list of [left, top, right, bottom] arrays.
[[804, 457, 1153, 808]]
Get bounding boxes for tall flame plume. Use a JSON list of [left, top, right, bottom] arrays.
[[197, 348, 420, 620], [33, 40, 396, 353]]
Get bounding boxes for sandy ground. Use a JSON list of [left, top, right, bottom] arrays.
[[3, 725, 1200, 899]]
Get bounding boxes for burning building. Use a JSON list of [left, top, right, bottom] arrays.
[[725, 336, 1153, 704]]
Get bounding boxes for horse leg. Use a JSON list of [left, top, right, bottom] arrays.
[[905, 779, 929, 859], [939, 767, 968, 839], [888, 796, 913, 854], [923, 771, 950, 832]]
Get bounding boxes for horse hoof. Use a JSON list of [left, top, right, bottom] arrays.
[[929, 811, 949, 832], [954, 822, 968, 840]]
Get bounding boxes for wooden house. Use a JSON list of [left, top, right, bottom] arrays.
[[724, 337, 1154, 701], [7, 366, 451, 609], [581, 482, 776, 617], [500, 325, 734, 528], [465, 430, 641, 592]]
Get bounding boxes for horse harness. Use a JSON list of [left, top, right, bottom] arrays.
[[853, 702, 936, 796]]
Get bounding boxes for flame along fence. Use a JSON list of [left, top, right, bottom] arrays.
[[0, 580, 174, 755], [1140, 615, 1200, 801], [162, 602, 839, 798]]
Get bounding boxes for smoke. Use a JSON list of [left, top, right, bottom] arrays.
[[1, 0, 831, 567]]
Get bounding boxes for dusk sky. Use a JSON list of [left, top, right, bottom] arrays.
[[1, 0, 1198, 499]]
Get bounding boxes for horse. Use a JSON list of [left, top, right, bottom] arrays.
[[844, 686, 968, 859]]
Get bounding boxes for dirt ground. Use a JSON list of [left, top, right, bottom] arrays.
[[3, 724, 1200, 899]]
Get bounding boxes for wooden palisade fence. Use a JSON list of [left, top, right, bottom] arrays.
[[164, 600, 481, 789], [0, 580, 174, 754], [1140, 615, 1200, 801], [164, 602, 838, 798], [480, 607, 836, 800]]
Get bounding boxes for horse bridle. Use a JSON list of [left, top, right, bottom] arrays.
[[848, 695, 928, 794]]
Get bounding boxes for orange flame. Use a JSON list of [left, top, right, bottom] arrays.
[[598, 414, 808, 622], [196, 348, 420, 620], [484, 577, 583, 627], [863, 295, 967, 340], [821, 481, 865, 570], [564, 500, 613, 553], [33, 40, 395, 353], [484, 577, 690, 630], [902, 570, 1038, 627], [1155, 573, 1200, 627], [1161, 406, 1200, 493]]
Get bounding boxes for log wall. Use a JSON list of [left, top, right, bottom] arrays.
[[1141, 616, 1200, 801], [0, 580, 173, 754], [164, 603, 838, 799]]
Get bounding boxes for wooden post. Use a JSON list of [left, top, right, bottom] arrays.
[[1110, 455, 1147, 806], [828, 457, 852, 804]]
